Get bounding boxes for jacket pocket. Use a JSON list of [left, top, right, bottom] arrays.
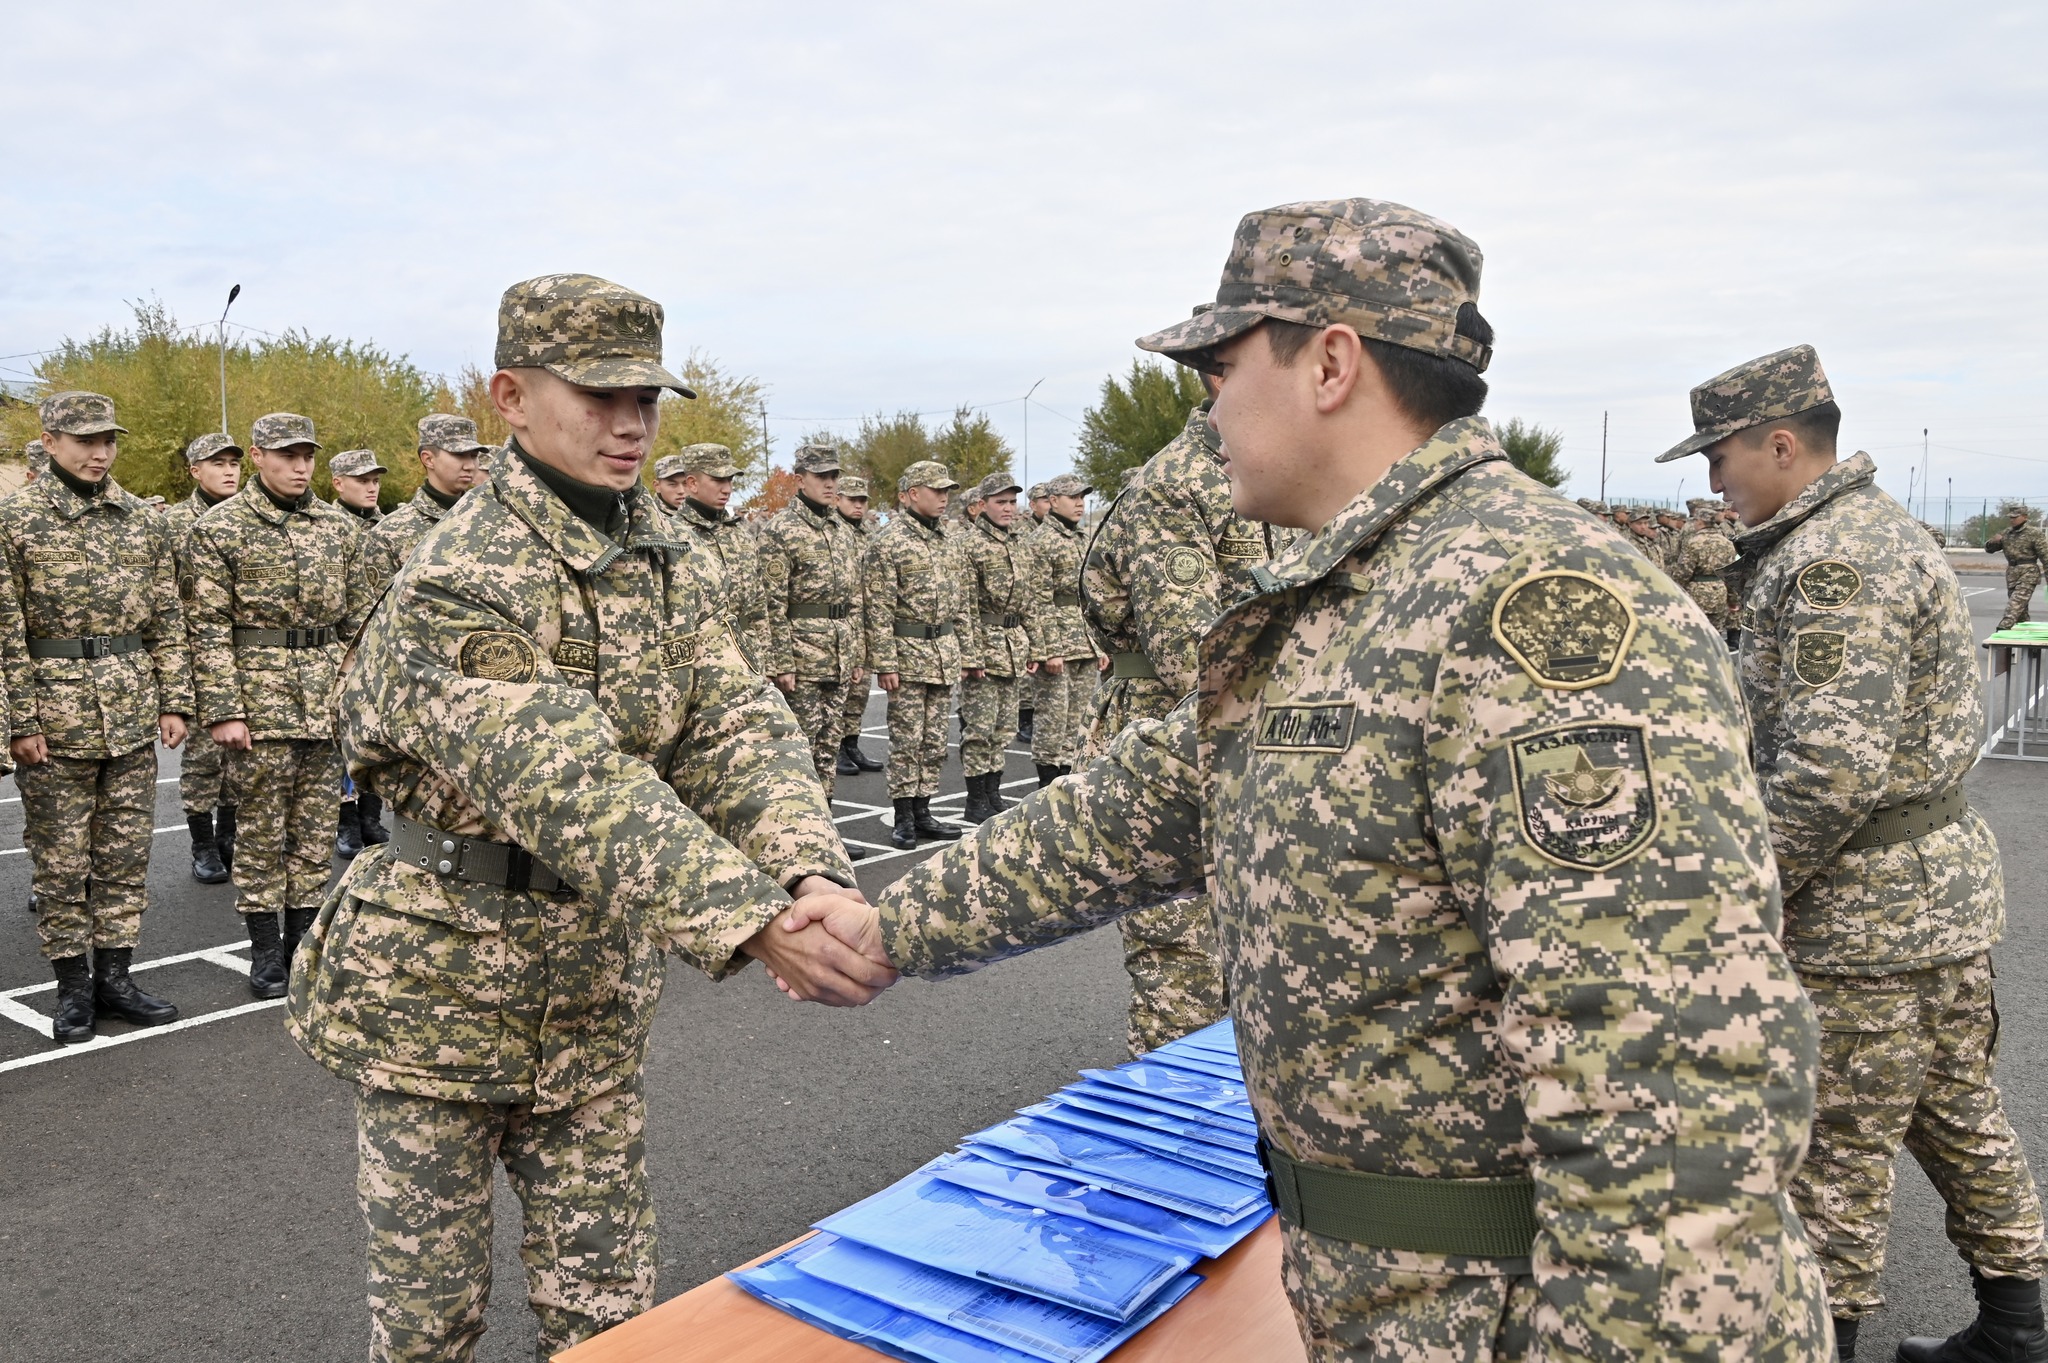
[[319, 894, 509, 1079]]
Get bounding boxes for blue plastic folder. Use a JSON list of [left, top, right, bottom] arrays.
[[1045, 1089, 1259, 1155], [925, 1152, 1265, 1260], [1162, 1020, 1240, 1055], [731, 1247, 1040, 1363], [966, 1117, 1266, 1220], [1018, 1102, 1266, 1181], [1061, 1081, 1258, 1138], [814, 1172, 1196, 1322], [1135, 1050, 1248, 1082], [1077, 1064, 1256, 1121]]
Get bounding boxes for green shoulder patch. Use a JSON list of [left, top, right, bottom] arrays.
[[1163, 545, 1207, 587], [1797, 560, 1862, 611], [1793, 630, 1846, 686], [458, 630, 538, 683], [1491, 570, 1637, 689], [1510, 723, 1658, 870]]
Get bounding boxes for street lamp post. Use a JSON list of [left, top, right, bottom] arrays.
[[1022, 378, 1044, 487], [218, 284, 241, 436]]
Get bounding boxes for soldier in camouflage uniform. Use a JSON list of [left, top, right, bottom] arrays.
[[956, 471, 1043, 823], [284, 273, 884, 1362], [650, 450, 691, 512], [1984, 506, 2047, 632], [189, 412, 368, 999], [1, 391, 191, 1042], [171, 432, 245, 884], [865, 460, 969, 849], [1018, 481, 1051, 744], [1675, 496, 1739, 632], [1663, 345, 2048, 1363], [757, 444, 864, 813], [354, 414, 489, 592], [796, 199, 1831, 1362], [662, 444, 773, 666], [329, 446, 387, 530], [1021, 471, 1100, 786], [833, 474, 885, 777], [1078, 382, 1288, 1056]]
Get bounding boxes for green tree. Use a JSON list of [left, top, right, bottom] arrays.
[[843, 410, 935, 507], [931, 406, 1013, 491], [1074, 359, 1206, 492], [647, 351, 770, 492], [1497, 417, 1568, 489]]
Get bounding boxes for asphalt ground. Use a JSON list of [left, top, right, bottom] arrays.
[[1, 577, 2045, 1362]]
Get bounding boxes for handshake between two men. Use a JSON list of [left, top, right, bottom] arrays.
[[739, 876, 896, 1007]]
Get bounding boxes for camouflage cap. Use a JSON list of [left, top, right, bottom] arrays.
[[652, 454, 689, 480], [1027, 483, 1048, 501], [1686, 497, 1721, 515], [494, 274, 695, 396], [418, 413, 488, 454], [25, 439, 47, 472], [185, 432, 244, 464], [329, 448, 387, 477], [1656, 344, 1833, 463], [39, 391, 126, 436], [839, 476, 869, 498], [975, 471, 1023, 500], [898, 459, 958, 492], [793, 443, 842, 475], [250, 412, 320, 451], [679, 443, 739, 479], [1044, 472, 1092, 497], [1136, 198, 1490, 373]]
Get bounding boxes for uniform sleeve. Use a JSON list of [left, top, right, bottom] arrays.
[[865, 537, 899, 674], [0, 524, 36, 740], [880, 701, 1206, 976], [958, 538, 988, 671], [1757, 560, 1909, 897], [757, 522, 795, 676], [342, 531, 385, 641], [1427, 561, 1819, 1361], [185, 525, 244, 729], [145, 519, 194, 718], [1020, 532, 1051, 663], [1122, 488, 1223, 693]]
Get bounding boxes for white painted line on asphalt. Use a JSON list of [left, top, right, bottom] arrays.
[[0, 775, 181, 807], [0, 993, 54, 1038], [0, 938, 254, 1003], [0, 823, 187, 858], [0, 998, 287, 1075]]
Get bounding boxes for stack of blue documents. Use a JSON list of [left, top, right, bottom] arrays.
[[731, 1019, 1270, 1363]]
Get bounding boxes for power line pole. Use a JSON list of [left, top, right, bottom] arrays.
[[1599, 410, 1608, 503], [1922, 428, 1930, 520], [759, 401, 771, 469], [1022, 378, 1044, 486], [217, 284, 241, 435]]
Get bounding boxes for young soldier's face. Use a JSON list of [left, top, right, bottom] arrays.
[[1049, 492, 1086, 520], [420, 447, 483, 497], [252, 444, 317, 499], [837, 495, 868, 521], [190, 450, 242, 500], [797, 470, 840, 504], [684, 472, 734, 511], [333, 471, 382, 509], [1206, 326, 1316, 527], [496, 369, 660, 491], [984, 492, 1018, 527], [900, 484, 949, 517], [43, 430, 117, 483]]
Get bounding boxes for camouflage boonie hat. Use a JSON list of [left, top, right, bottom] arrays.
[[39, 391, 126, 436], [898, 460, 958, 492], [839, 476, 869, 498], [494, 273, 694, 396], [792, 443, 842, 475], [975, 471, 1023, 500], [1043, 472, 1092, 498], [1137, 198, 1490, 373], [329, 448, 387, 477], [185, 432, 243, 464], [1657, 344, 1833, 463], [25, 439, 48, 472], [250, 412, 320, 450], [418, 413, 487, 454]]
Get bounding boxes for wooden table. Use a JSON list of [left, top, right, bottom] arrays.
[[557, 1218, 1306, 1363]]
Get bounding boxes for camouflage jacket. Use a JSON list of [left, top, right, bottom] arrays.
[[338, 502, 383, 539], [863, 509, 967, 685], [959, 514, 1037, 677], [0, 474, 191, 758], [1736, 452, 1998, 976], [1986, 519, 2048, 565], [187, 479, 367, 740], [671, 498, 772, 666], [166, 492, 226, 599], [355, 486, 456, 591], [1023, 512, 1093, 661], [1080, 403, 1285, 730], [883, 417, 1824, 1360], [1679, 522, 1739, 581], [757, 494, 861, 681], [286, 450, 852, 1111]]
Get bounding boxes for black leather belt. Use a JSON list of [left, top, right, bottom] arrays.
[[789, 603, 852, 620], [393, 814, 566, 893], [1842, 787, 1969, 851], [981, 612, 1023, 629], [892, 620, 954, 639], [233, 625, 340, 648], [28, 633, 144, 660]]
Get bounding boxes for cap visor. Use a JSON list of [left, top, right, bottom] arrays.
[[63, 421, 128, 436], [549, 357, 696, 398], [1654, 429, 1721, 464], [1135, 307, 1265, 361], [439, 440, 489, 455]]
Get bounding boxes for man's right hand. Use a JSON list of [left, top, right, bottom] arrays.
[[742, 896, 896, 1006], [877, 672, 900, 692], [210, 720, 253, 751], [10, 734, 47, 766], [774, 673, 797, 695]]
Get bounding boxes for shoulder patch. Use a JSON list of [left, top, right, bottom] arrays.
[[1491, 570, 1638, 690], [1163, 545, 1208, 587], [457, 630, 538, 683], [1797, 560, 1862, 610], [1792, 630, 1846, 687], [1510, 723, 1658, 870]]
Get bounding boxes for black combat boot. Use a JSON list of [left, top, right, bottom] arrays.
[[336, 801, 365, 859], [1036, 763, 1060, 789], [1015, 709, 1034, 744], [912, 797, 960, 841], [282, 908, 319, 977], [92, 946, 178, 1026], [889, 798, 918, 850], [215, 805, 237, 873], [961, 773, 998, 824], [357, 790, 391, 845], [245, 913, 288, 1000], [188, 812, 229, 884], [1835, 1317, 1859, 1361], [989, 772, 1013, 812], [49, 955, 95, 1044], [835, 737, 861, 776], [1898, 1273, 2048, 1363], [848, 738, 884, 772]]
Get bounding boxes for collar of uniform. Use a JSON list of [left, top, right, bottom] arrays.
[[972, 514, 1012, 543], [39, 468, 140, 521], [1734, 450, 1878, 559], [680, 497, 731, 528], [1261, 415, 1507, 590], [905, 509, 944, 537], [412, 484, 453, 523], [1189, 399, 1221, 456], [237, 476, 316, 525], [492, 440, 684, 572], [790, 493, 836, 529]]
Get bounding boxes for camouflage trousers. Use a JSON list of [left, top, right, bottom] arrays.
[[19, 745, 157, 961], [783, 679, 847, 802], [958, 672, 1019, 778], [840, 674, 872, 738], [1116, 895, 1229, 1057], [227, 738, 341, 915], [179, 718, 229, 815], [1998, 563, 2043, 631], [1792, 953, 2048, 1316], [886, 680, 953, 799], [356, 1081, 655, 1363], [1031, 659, 1100, 769]]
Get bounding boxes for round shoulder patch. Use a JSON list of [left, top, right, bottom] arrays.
[[1163, 545, 1207, 587], [1491, 570, 1638, 690], [458, 630, 539, 682], [1797, 560, 1862, 611]]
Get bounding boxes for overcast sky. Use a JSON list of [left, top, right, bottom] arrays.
[[4, 2, 2043, 517]]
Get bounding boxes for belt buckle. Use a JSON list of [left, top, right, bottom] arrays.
[[91, 634, 114, 658]]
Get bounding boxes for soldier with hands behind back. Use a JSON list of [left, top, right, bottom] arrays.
[[171, 432, 245, 884]]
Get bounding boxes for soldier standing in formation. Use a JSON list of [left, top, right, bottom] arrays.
[[285, 273, 887, 1361], [833, 473, 885, 778], [188, 412, 365, 999], [355, 414, 490, 591], [1023, 471, 1100, 786], [172, 432, 245, 884], [864, 460, 970, 849], [662, 443, 772, 665], [791, 197, 1830, 1360], [329, 447, 387, 530], [1017, 481, 1050, 745], [1665, 345, 2048, 1363], [1677, 496, 1740, 634], [1985, 505, 2047, 632], [650, 450, 691, 513], [956, 471, 1041, 824], [0, 391, 191, 1043]]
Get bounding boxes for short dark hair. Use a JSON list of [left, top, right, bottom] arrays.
[[1262, 304, 1493, 432], [1736, 400, 1841, 457]]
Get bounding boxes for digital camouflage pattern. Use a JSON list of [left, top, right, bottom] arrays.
[[882, 417, 1829, 1361], [669, 497, 771, 666], [792, 442, 842, 475], [1657, 343, 1834, 463], [287, 446, 852, 1112], [329, 448, 388, 478], [1672, 511, 1740, 631], [492, 275, 692, 395], [417, 413, 488, 454], [25, 439, 48, 474], [679, 442, 740, 478], [17, 749, 156, 959], [184, 432, 243, 465], [357, 485, 460, 591], [1024, 506, 1098, 769], [167, 491, 231, 813], [1984, 513, 2047, 631], [758, 489, 862, 794], [838, 509, 875, 739], [358, 1082, 654, 1362], [37, 390, 126, 436], [865, 506, 967, 798], [1792, 955, 2046, 1317], [228, 737, 340, 915], [958, 512, 1038, 776], [1135, 200, 1491, 373], [250, 411, 320, 450]]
